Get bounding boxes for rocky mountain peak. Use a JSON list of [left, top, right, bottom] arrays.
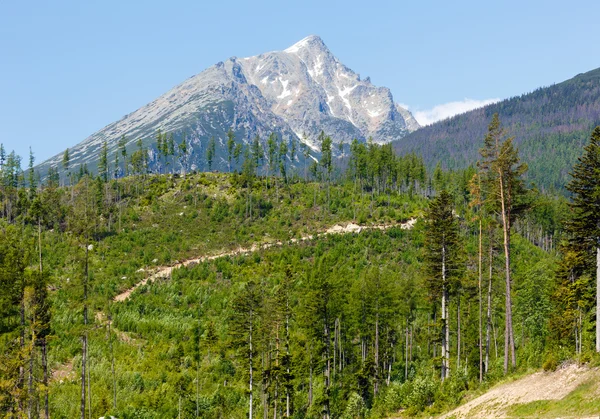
[[37, 35, 419, 175], [284, 35, 328, 55]]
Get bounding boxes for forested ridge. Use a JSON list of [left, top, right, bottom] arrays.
[[393, 67, 600, 193], [0, 122, 599, 418]]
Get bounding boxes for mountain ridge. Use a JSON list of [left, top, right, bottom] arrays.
[[392, 67, 600, 191], [36, 35, 419, 176]]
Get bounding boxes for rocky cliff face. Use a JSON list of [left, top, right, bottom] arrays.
[[37, 35, 418, 175]]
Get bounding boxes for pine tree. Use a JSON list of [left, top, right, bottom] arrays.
[[156, 130, 164, 173], [319, 132, 333, 209], [251, 135, 262, 177], [206, 137, 216, 171], [98, 141, 108, 182], [301, 135, 310, 181], [30, 196, 51, 418], [231, 281, 263, 419], [234, 142, 243, 172], [167, 133, 175, 174], [227, 129, 236, 173], [118, 136, 128, 176], [28, 148, 36, 196], [0, 143, 5, 172], [62, 148, 70, 187], [279, 139, 288, 183], [479, 113, 527, 373], [424, 190, 461, 380], [566, 126, 600, 352], [178, 133, 188, 177]]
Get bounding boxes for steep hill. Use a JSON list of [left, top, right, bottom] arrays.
[[36, 35, 418, 177], [393, 67, 600, 191]]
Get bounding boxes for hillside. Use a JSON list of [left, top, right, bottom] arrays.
[[1, 137, 595, 418], [393, 67, 600, 191]]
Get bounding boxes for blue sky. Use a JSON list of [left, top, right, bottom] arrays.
[[1, 0, 599, 163]]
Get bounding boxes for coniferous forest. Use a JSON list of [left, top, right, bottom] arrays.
[[1, 116, 599, 418]]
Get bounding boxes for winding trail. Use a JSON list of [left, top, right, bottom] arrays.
[[114, 218, 417, 303]]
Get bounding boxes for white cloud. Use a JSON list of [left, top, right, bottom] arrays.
[[413, 98, 500, 126]]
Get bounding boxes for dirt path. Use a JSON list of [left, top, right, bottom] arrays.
[[114, 218, 417, 303], [437, 363, 600, 419]]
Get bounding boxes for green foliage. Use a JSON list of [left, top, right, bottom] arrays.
[[0, 128, 590, 418]]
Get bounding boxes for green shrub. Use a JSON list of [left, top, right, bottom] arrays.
[[543, 353, 558, 371]]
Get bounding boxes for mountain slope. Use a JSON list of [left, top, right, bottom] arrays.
[[37, 35, 418, 177], [393, 67, 600, 191]]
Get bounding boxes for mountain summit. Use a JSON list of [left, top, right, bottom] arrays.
[[38, 36, 418, 175]]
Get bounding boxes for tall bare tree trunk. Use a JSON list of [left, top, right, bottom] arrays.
[[597, 247, 600, 353], [499, 176, 516, 372], [308, 348, 313, 408], [441, 245, 449, 380], [486, 238, 493, 374], [42, 343, 48, 419], [374, 312, 379, 396], [38, 220, 49, 418], [478, 218, 483, 382], [81, 244, 89, 419], [457, 294, 461, 372], [108, 308, 117, 411], [249, 316, 254, 419], [405, 326, 409, 381], [324, 320, 331, 419]]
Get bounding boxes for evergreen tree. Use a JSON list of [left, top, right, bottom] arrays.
[[279, 138, 288, 183], [231, 281, 263, 419], [28, 148, 36, 195], [206, 137, 216, 171], [178, 133, 188, 177], [118, 135, 128, 176], [302, 135, 310, 181], [565, 126, 600, 352], [227, 129, 236, 173], [62, 148, 70, 187], [167, 133, 175, 174], [98, 141, 108, 182], [156, 129, 164, 173], [424, 190, 461, 380], [0, 143, 5, 172], [319, 131, 333, 208], [234, 142, 243, 172], [251, 135, 263, 177], [479, 113, 527, 373]]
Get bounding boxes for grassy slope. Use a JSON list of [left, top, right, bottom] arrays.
[[45, 173, 425, 417]]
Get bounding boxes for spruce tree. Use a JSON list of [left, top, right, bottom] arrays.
[[231, 281, 263, 419], [251, 135, 262, 177], [206, 137, 216, 171], [62, 148, 70, 187], [178, 133, 188, 177], [227, 129, 235, 173], [118, 136, 127, 176], [424, 190, 461, 380], [566, 126, 600, 352], [98, 141, 108, 182]]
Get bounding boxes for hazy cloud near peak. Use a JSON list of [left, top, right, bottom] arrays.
[[413, 98, 501, 126]]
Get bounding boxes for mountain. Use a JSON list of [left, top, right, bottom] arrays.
[[37, 35, 418, 176], [393, 67, 600, 191]]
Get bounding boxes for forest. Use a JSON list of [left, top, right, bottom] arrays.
[[394, 67, 600, 193], [0, 115, 598, 418]]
